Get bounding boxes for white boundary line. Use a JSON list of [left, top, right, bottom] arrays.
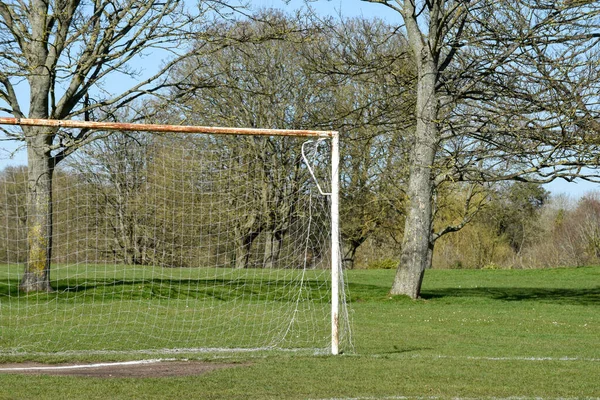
[[408, 354, 600, 362], [0, 358, 176, 371], [359, 354, 600, 363], [312, 397, 600, 400]]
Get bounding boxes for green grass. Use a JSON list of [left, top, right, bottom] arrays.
[[1, 266, 599, 399], [0, 264, 334, 353]]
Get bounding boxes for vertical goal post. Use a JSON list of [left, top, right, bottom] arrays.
[[0, 117, 345, 356]]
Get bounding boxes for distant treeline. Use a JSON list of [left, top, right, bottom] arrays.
[[0, 133, 331, 270], [2, 12, 597, 272]]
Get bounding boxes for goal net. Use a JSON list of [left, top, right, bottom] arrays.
[[0, 120, 351, 357]]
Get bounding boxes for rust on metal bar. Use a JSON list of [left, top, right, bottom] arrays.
[[0, 117, 336, 138]]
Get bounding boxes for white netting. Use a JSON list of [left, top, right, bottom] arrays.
[[0, 131, 351, 356]]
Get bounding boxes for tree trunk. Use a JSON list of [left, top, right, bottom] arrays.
[[20, 133, 55, 292], [235, 239, 252, 269], [263, 231, 283, 269], [234, 231, 259, 269], [343, 242, 360, 270], [390, 58, 438, 299]]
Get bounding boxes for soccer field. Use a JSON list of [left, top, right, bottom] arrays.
[[0, 264, 338, 354], [1, 267, 599, 399]]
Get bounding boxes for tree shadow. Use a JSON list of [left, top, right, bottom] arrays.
[[1, 277, 332, 303], [422, 287, 600, 306], [380, 346, 433, 355]]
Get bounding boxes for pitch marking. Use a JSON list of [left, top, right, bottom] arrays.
[[0, 358, 178, 371]]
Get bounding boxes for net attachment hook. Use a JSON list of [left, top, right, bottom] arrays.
[[301, 138, 332, 196]]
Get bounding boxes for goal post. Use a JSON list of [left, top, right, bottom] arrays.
[[330, 133, 341, 355], [0, 117, 350, 357]]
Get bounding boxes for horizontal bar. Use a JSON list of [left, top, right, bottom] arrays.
[[0, 117, 336, 138]]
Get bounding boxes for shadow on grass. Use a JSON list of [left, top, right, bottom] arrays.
[[0, 277, 332, 303], [422, 287, 600, 305], [3, 278, 598, 306], [381, 346, 434, 355]]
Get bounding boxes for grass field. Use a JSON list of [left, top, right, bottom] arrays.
[[0, 264, 336, 353], [1, 266, 599, 399]]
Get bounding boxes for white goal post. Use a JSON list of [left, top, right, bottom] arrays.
[[0, 117, 349, 356]]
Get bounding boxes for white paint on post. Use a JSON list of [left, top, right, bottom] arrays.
[[331, 133, 340, 355]]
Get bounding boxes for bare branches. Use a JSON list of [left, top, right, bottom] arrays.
[[426, 0, 600, 187], [0, 0, 239, 163], [0, 75, 23, 119], [360, 0, 404, 15]]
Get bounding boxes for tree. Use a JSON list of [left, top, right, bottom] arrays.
[[486, 183, 549, 254], [293, 15, 416, 268], [164, 11, 416, 269], [0, 0, 231, 291], [67, 131, 155, 265], [164, 12, 325, 268], [532, 192, 600, 267], [359, 0, 600, 298], [0, 166, 28, 263]]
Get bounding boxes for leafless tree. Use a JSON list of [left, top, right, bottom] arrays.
[[67, 131, 154, 265], [0, 166, 28, 263], [360, 0, 600, 298], [298, 15, 416, 268], [166, 12, 416, 269], [0, 0, 237, 291]]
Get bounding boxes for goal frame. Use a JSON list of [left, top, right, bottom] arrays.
[[0, 117, 342, 355]]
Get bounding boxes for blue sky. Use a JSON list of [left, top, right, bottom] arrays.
[[255, 0, 403, 22], [256, 0, 390, 16], [545, 177, 598, 199], [1, 0, 597, 198]]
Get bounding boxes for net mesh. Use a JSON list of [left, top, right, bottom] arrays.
[[0, 131, 351, 356]]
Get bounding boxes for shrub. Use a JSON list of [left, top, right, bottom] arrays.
[[366, 259, 398, 270]]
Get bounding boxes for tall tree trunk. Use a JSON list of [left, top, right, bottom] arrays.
[[20, 133, 54, 292], [390, 59, 438, 299], [20, 12, 55, 292]]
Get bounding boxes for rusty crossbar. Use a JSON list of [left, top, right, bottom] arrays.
[[0, 117, 337, 138]]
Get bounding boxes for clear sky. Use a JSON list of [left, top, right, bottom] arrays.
[[253, 0, 401, 21], [545, 177, 598, 199], [1, 0, 597, 198]]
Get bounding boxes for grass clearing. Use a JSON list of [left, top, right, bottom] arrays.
[[1, 266, 599, 399]]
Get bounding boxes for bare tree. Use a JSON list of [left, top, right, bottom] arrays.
[[67, 132, 154, 265], [165, 12, 322, 268], [359, 0, 600, 298], [166, 12, 416, 269], [0, 0, 233, 291], [296, 15, 416, 268]]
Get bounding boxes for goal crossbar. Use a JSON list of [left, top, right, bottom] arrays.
[[0, 117, 343, 355], [0, 117, 336, 138]]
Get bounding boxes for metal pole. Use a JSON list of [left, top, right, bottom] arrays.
[[331, 132, 340, 355]]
